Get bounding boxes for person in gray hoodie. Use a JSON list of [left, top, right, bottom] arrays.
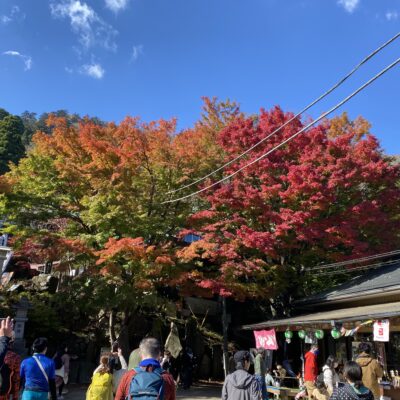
[[222, 350, 260, 400]]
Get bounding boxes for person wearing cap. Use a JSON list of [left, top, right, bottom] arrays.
[[222, 350, 260, 400]]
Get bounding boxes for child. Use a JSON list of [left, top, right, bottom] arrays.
[[313, 374, 329, 400]]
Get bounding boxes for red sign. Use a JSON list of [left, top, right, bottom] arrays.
[[254, 329, 278, 350]]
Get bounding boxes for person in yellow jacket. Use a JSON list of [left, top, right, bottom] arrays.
[[86, 356, 113, 400], [356, 343, 383, 400]]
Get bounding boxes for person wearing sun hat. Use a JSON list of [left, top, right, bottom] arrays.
[[222, 350, 260, 400]]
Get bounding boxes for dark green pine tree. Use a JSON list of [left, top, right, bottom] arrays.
[[0, 109, 25, 174]]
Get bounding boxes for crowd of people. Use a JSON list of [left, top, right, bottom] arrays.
[[0, 316, 387, 400], [222, 343, 384, 400], [0, 316, 192, 400]]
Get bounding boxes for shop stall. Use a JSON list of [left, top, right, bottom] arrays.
[[242, 262, 400, 399]]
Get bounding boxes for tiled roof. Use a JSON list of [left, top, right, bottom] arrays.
[[296, 261, 400, 306]]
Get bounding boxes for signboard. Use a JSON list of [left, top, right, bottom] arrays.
[[373, 320, 390, 342], [254, 329, 278, 350]]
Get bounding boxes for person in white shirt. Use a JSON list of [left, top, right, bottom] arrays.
[[323, 355, 340, 395]]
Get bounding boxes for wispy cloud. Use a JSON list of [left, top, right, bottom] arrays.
[[130, 45, 143, 62], [1, 15, 12, 24], [337, 0, 360, 13], [105, 0, 130, 13], [50, 0, 118, 51], [2, 50, 32, 71], [80, 63, 105, 79], [0, 5, 25, 25], [386, 11, 399, 21]]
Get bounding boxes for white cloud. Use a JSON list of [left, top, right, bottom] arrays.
[[337, 0, 360, 13], [0, 15, 12, 24], [1, 5, 24, 25], [65, 66, 74, 73], [2, 50, 32, 70], [386, 11, 399, 21], [130, 45, 143, 62], [50, 0, 118, 51], [105, 0, 130, 13], [80, 63, 105, 79]]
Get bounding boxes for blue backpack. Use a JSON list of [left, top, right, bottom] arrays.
[[127, 367, 164, 400]]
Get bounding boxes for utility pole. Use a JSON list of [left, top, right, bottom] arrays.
[[221, 296, 229, 377]]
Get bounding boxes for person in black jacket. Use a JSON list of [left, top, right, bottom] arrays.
[[330, 361, 374, 400], [0, 317, 13, 365]]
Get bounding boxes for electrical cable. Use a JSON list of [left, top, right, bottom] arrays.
[[168, 32, 400, 195], [306, 249, 400, 271], [163, 57, 400, 204], [311, 258, 400, 276]]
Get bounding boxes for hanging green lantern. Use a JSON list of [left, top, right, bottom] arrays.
[[315, 330, 324, 340], [331, 328, 341, 339], [298, 330, 306, 339], [285, 330, 293, 340]]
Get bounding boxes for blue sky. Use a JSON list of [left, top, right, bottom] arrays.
[[0, 0, 399, 153]]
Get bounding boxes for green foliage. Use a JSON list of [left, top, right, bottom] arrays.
[[0, 114, 25, 174], [19, 109, 105, 146], [24, 292, 63, 342]]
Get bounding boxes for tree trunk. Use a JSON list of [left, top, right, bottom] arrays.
[[109, 309, 117, 348], [117, 310, 133, 361]]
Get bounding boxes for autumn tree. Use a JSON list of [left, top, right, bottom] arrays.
[[328, 112, 371, 141], [177, 107, 400, 309], [0, 99, 238, 344]]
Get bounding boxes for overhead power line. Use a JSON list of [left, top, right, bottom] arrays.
[[163, 57, 400, 204], [306, 249, 400, 271], [312, 258, 400, 276], [168, 32, 400, 195]]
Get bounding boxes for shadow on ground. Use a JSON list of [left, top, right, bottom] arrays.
[[64, 382, 222, 400], [177, 383, 222, 399]]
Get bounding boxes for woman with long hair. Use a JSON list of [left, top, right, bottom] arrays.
[[86, 356, 113, 400], [330, 361, 373, 400], [322, 355, 340, 395]]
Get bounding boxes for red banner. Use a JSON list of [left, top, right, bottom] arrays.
[[253, 329, 278, 350]]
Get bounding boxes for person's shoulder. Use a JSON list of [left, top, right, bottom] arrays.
[[22, 356, 34, 365], [332, 386, 346, 395], [161, 371, 175, 384], [42, 355, 55, 365], [121, 369, 136, 381], [21, 357, 29, 366]]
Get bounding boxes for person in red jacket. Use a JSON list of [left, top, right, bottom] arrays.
[[304, 345, 319, 397], [115, 338, 176, 400]]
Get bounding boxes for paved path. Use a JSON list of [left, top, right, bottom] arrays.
[[64, 382, 222, 400]]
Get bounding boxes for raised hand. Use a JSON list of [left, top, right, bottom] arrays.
[[0, 317, 13, 338]]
